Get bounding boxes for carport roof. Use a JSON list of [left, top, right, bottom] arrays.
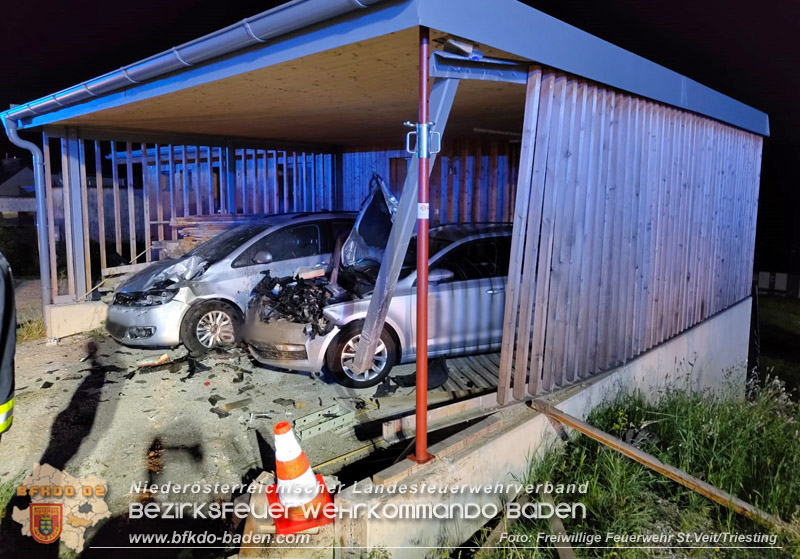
[[2, 0, 769, 143]]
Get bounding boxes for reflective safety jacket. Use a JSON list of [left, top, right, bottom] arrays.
[[0, 252, 14, 435]]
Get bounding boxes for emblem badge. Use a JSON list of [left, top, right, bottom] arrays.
[[31, 503, 62, 544]]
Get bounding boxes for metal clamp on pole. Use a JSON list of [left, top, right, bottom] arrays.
[[404, 121, 441, 157]]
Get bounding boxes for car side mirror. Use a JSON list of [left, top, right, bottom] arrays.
[[428, 268, 454, 284], [253, 250, 273, 264]]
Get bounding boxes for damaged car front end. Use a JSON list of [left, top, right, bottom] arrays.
[[106, 213, 356, 354], [245, 175, 514, 389]]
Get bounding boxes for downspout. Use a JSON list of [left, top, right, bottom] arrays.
[[2, 116, 52, 332]]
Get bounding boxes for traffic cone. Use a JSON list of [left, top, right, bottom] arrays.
[[266, 420, 333, 535]]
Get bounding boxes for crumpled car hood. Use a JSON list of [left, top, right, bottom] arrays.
[[118, 255, 207, 292], [341, 174, 398, 268]]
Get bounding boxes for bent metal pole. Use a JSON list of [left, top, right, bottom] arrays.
[[410, 26, 433, 464]]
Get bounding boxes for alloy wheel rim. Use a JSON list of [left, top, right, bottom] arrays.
[[340, 334, 387, 382], [196, 310, 236, 348]]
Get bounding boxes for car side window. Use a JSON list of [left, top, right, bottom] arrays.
[[232, 224, 321, 268], [433, 237, 511, 281]]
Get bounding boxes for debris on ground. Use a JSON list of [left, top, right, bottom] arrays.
[[273, 398, 295, 407], [41, 381, 53, 389], [146, 439, 164, 473], [220, 398, 252, 412], [210, 407, 231, 419], [248, 412, 273, 423], [137, 353, 170, 368]]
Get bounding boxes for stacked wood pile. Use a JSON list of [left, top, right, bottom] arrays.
[[153, 214, 263, 260]]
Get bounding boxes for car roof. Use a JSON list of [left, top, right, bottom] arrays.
[[244, 210, 357, 228], [428, 222, 513, 243]]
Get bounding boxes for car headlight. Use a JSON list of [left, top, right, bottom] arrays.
[[113, 289, 178, 307]]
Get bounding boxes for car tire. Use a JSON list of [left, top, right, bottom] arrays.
[[325, 322, 397, 389], [181, 300, 241, 356]]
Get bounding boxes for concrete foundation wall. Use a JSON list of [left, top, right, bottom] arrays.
[[334, 297, 752, 558], [45, 301, 107, 339]]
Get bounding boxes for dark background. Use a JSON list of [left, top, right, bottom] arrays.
[[0, 0, 796, 272]]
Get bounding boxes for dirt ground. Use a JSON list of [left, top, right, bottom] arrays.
[[0, 329, 422, 556]]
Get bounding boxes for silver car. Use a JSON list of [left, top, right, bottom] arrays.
[[106, 212, 356, 354], [246, 224, 512, 388]]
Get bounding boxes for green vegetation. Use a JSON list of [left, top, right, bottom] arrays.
[[759, 295, 800, 397], [16, 315, 45, 342], [0, 472, 24, 520], [480, 383, 800, 559]]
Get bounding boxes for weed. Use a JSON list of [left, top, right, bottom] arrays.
[[0, 472, 24, 520], [492, 382, 800, 559], [17, 316, 45, 342]]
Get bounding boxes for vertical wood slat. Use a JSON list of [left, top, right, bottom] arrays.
[[261, 150, 271, 214], [208, 146, 215, 215], [497, 67, 543, 404], [94, 141, 107, 270], [282, 151, 289, 213], [126, 142, 136, 262], [78, 140, 92, 292], [155, 144, 165, 241], [42, 132, 58, 296], [544, 78, 579, 387], [195, 145, 203, 216], [60, 137, 76, 295], [141, 143, 152, 262], [111, 141, 123, 254], [292, 152, 299, 212], [168, 145, 177, 239], [182, 145, 190, 217]]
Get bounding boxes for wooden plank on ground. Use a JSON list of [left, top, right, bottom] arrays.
[[530, 400, 798, 539]]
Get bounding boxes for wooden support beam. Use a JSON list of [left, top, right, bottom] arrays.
[[529, 400, 798, 539]]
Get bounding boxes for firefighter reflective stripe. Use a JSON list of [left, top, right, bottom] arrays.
[[0, 397, 12, 433]]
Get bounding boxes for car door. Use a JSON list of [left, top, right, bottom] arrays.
[[419, 236, 510, 356], [226, 223, 325, 309]]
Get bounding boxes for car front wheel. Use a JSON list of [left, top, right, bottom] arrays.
[[326, 322, 396, 388], [181, 301, 240, 355]]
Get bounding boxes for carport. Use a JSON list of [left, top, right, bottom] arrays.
[[2, 0, 768, 551]]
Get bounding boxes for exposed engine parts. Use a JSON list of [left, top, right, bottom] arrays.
[[250, 272, 345, 337]]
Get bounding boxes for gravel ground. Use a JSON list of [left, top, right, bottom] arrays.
[[0, 332, 407, 556]]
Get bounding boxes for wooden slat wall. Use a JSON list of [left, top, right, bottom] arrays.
[[341, 141, 521, 224], [41, 138, 341, 294], [498, 68, 763, 402]]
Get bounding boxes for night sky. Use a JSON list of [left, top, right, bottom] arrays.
[[0, 0, 796, 272]]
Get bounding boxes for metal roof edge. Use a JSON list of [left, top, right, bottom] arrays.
[[420, 0, 769, 136], [2, 0, 405, 129]]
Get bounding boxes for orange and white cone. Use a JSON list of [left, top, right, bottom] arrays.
[[266, 420, 333, 534]]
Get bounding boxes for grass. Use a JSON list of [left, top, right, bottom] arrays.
[[16, 315, 46, 342], [479, 382, 800, 559], [758, 295, 800, 397], [0, 472, 25, 520]]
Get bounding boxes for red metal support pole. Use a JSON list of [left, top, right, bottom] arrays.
[[410, 26, 433, 464]]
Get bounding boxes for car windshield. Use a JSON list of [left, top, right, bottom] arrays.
[[186, 222, 272, 263]]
